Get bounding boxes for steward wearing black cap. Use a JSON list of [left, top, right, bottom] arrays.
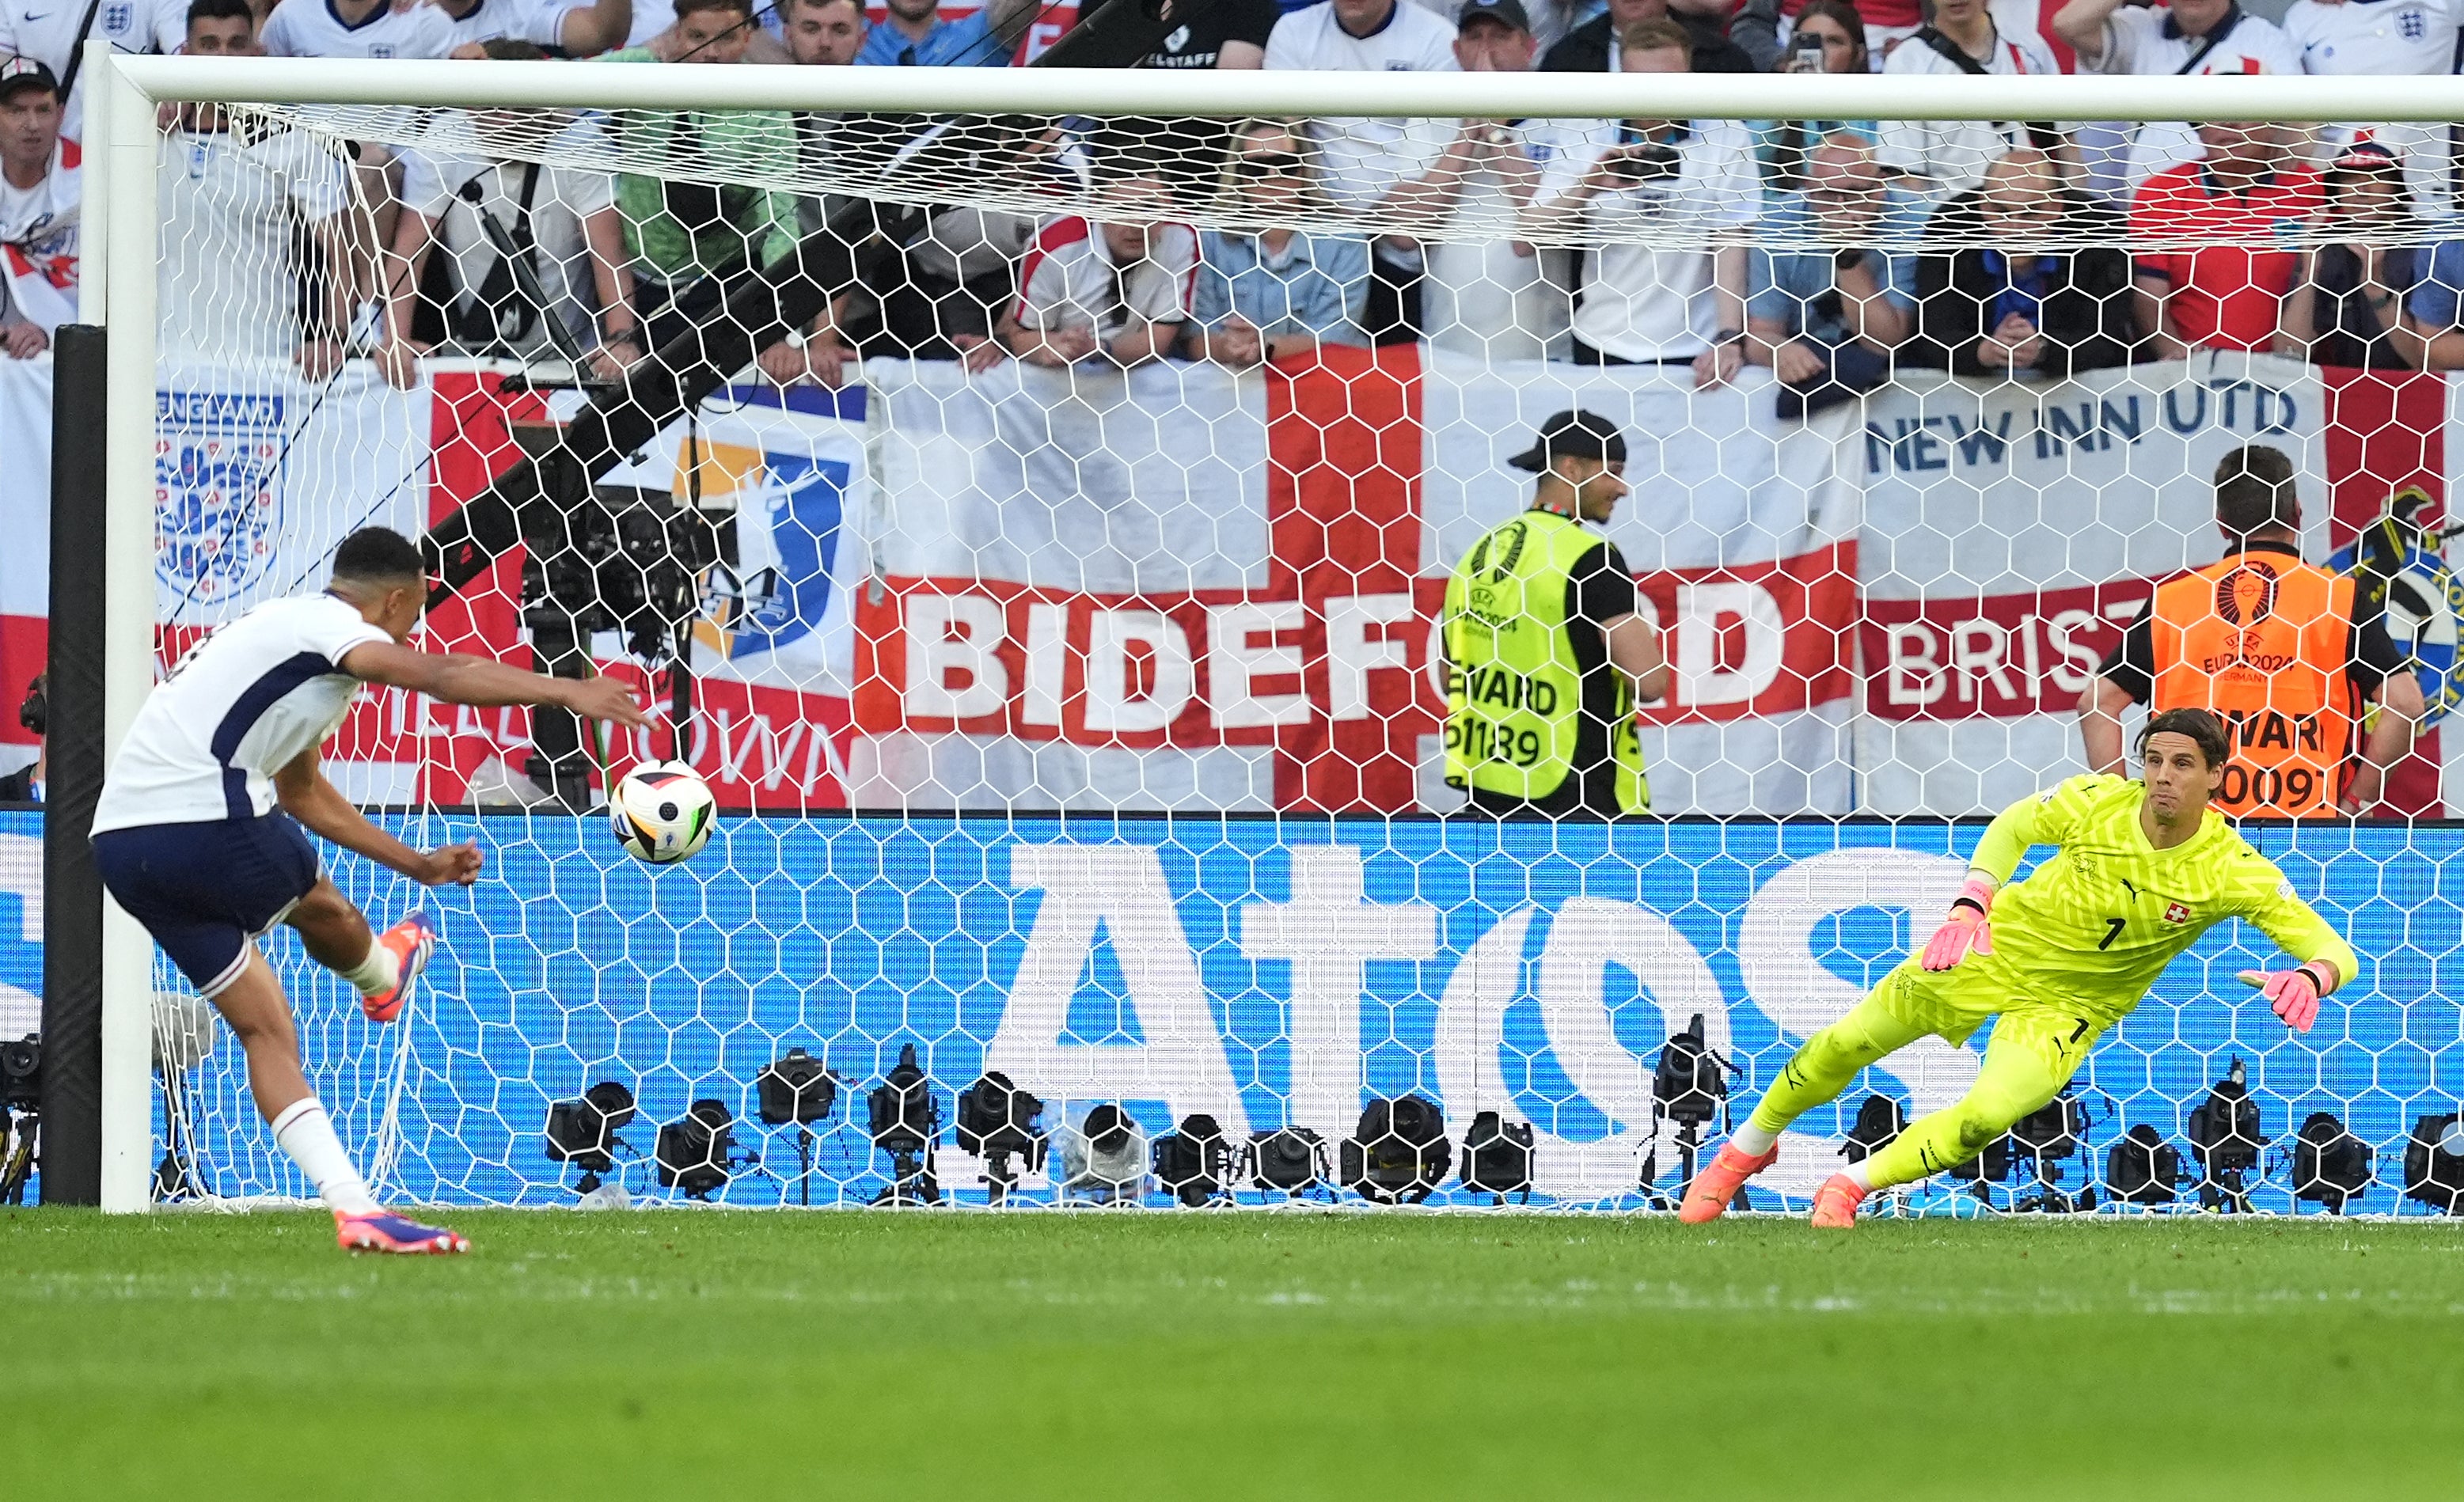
[[1439, 410, 1669, 818]]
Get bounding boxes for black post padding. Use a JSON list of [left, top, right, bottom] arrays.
[[40, 323, 108, 1206]]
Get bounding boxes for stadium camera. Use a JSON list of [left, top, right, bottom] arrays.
[[1342, 1094, 1450, 1205], [545, 1080, 638, 1197], [2104, 1124, 2183, 1207], [2291, 1110, 2373, 1215], [0, 1033, 37, 1206], [1459, 1109, 1534, 1205], [2186, 1056, 2266, 1213], [867, 1044, 941, 1206], [1155, 1113, 1235, 1207], [2009, 1089, 2095, 1214], [655, 1099, 739, 1201], [756, 1048, 839, 1208], [2402, 1111, 2464, 1213], [1641, 1014, 1732, 1209], [955, 1071, 1045, 1205], [1057, 1103, 1148, 1205], [1247, 1127, 1331, 1198]]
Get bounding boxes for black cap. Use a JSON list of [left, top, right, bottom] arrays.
[[1457, 0, 1532, 31], [0, 56, 59, 101], [1508, 408, 1627, 472]]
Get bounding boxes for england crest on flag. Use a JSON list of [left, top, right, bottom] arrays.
[[154, 389, 285, 608]]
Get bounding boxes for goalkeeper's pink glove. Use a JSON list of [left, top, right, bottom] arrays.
[[2239, 964, 2333, 1034], [1919, 877, 1997, 972]]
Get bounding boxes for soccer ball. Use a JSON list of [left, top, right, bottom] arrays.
[[609, 761, 716, 865]]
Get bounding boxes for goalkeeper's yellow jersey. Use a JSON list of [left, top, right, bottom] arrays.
[[1968, 774, 2360, 1023]]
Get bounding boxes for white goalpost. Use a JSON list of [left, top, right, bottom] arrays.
[[66, 43, 2464, 1215]]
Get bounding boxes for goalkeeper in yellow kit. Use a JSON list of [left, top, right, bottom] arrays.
[[1681, 707, 2360, 1229]]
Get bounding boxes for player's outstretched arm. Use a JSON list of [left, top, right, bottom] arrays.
[[1918, 777, 2094, 970], [273, 749, 484, 889], [340, 643, 647, 728]]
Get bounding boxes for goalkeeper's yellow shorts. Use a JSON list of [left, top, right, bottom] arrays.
[[1868, 955, 2108, 1093]]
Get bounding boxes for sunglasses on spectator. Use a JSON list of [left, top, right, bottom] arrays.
[[1236, 151, 1307, 179]]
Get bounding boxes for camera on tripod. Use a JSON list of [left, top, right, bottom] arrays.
[[1641, 1014, 1734, 1208]]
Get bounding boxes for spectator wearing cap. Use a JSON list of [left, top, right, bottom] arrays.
[[1907, 146, 2140, 379], [1415, 0, 1576, 361], [857, 0, 1037, 65], [1877, 0, 2067, 202], [1437, 409, 1669, 821], [1540, 0, 1760, 74], [0, 58, 76, 360], [2055, 0, 2303, 196], [2277, 139, 2432, 371], [1745, 133, 1923, 416], [2131, 122, 2324, 358], [1185, 121, 1372, 367], [0, 0, 180, 136], [2284, 0, 2459, 219], [1523, 20, 1760, 384]]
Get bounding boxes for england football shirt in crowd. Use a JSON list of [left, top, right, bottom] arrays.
[[0, 135, 82, 334], [1262, 0, 1460, 211], [260, 0, 458, 59], [1532, 117, 1761, 362], [1876, 24, 2063, 199], [2085, 5, 2301, 192], [1424, 125, 1572, 361], [0, 0, 184, 133], [92, 594, 391, 834], [439, 0, 590, 50], [401, 126, 619, 358], [2285, 0, 2462, 217], [1012, 216, 1198, 338], [157, 119, 354, 363]]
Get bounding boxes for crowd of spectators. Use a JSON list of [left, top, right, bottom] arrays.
[[9, 0, 2464, 396]]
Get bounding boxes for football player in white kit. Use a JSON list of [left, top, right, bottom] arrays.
[[91, 529, 645, 1254]]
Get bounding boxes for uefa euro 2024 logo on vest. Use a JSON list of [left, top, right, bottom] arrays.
[[154, 390, 285, 605]]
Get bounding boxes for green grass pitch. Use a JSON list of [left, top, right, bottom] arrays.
[[10, 1208, 2464, 1500]]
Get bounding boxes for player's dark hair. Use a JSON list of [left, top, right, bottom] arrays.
[[2138, 707, 2231, 771], [2214, 446, 2300, 541], [674, 0, 755, 19], [184, 0, 254, 31], [331, 527, 424, 587]]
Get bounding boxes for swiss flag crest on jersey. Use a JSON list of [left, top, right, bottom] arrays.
[[2165, 901, 2193, 925]]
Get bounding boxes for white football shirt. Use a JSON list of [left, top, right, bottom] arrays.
[[0, 135, 82, 334], [2285, 0, 2461, 217], [157, 120, 354, 363], [0, 0, 184, 134], [439, 0, 588, 51], [2090, 6, 2303, 188], [260, 0, 457, 59], [1262, 0, 1460, 211], [401, 128, 617, 358], [93, 593, 391, 833], [1533, 118, 1761, 362], [1013, 216, 1198, 337], [1876, 25, 2064, 199]]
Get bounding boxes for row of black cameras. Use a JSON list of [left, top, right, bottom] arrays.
[[543, 1045, 1539, 1207], [1841, 1057, 2464, 1216]]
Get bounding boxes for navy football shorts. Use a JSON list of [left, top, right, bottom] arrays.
[[93, 814, 321, 998]]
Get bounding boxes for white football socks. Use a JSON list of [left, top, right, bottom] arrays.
[[339, 941, 400, 1001], [270, 1096, 382, 1216], [1729, 1122, 1780, 1157], [1842, 1159, 1878, 1192]]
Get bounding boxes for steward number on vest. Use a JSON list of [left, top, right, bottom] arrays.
[[1446, 716, 1544, 769]]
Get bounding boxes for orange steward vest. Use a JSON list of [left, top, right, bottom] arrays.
[[2148, 548, 2357, 820]]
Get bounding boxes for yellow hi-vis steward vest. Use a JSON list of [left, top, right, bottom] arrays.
[[1441, 508, 1649, 813]]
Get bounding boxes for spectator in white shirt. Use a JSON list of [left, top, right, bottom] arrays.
[[0, 0, 181, 136], [2055, 0, 2304, 195], [1000, 180, 1196, 370], [155, 0, 364, 378], [1877, 0, 2067, 200], [2284, 0, 2460, 218], [435, 0, 636, 58], [378, 43, 640, 387], [1522, 18, 1759, 384], [1417, 0, 1573, 360], [0, 58, 75, 358]]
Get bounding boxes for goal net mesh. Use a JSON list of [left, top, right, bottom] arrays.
[[82, 85, 2464, 1214]]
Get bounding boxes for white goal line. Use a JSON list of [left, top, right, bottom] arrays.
[[109, 52, 2464, 123]]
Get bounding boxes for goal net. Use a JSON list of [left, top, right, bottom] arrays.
[[32, 53, 2464, 1215]]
